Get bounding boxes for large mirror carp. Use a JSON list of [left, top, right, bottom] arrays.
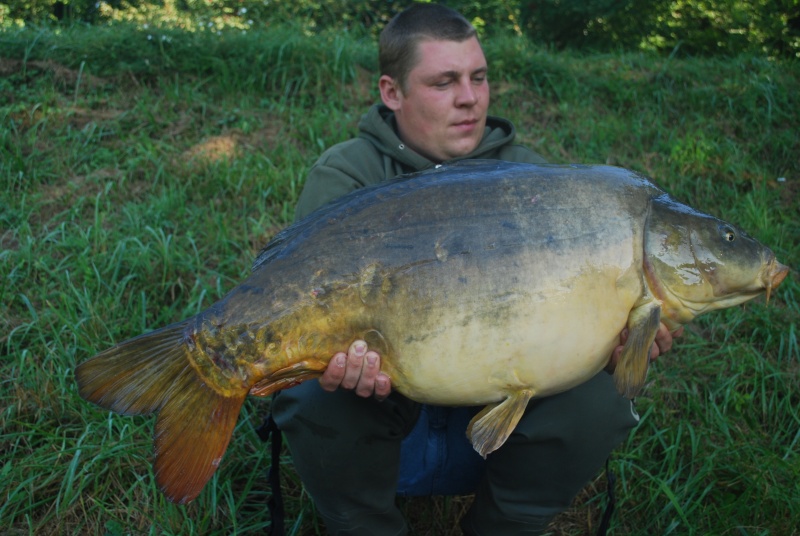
[[75, 160, 789, 504]]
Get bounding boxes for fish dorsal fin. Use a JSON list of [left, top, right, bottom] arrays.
[[467, 389, 534, 458], [614, 301, 661, 399]]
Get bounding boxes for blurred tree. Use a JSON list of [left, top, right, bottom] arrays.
[[518, 0, 799, 58], [518, 0, 667, 49], [1, 0, 797, 59], [651, 0, 800, 58]]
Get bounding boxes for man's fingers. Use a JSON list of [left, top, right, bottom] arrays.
[[340, 341, 367, 389], [618, 328, 629, 346], [317, 339, 393, 400], [354, 350, 381, 397], [319, 352, 347, 392], [651, 323, 674, 361], [374, 373, 392, 401], [608, 323, 684, 373]]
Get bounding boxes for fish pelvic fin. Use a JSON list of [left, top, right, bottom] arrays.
[[74, 320, 247, 504], [467, 389, 534, 458], [614, 301, 661, 399]]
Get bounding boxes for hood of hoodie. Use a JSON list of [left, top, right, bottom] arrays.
[[357, 104, 519, 172]]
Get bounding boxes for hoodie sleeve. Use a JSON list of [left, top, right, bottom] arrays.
[[295, 138, 387, 220]]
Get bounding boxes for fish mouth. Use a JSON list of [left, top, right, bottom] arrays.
[[763, 258, 789, 304]]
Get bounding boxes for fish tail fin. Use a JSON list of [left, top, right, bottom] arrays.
[[75, 321, 246, 504], [152, 370, 244, 504]]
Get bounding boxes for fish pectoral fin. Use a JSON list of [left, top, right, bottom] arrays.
[[249, 359, 329, 397], [466, 389, 534, 458], [614, 301, 661, 399]]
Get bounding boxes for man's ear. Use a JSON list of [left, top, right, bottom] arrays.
[[379, 75, 403, 111]]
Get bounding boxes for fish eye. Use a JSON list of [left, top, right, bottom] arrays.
[[720, 226, 736, 242]]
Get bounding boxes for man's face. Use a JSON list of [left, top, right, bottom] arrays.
[[380, 37, 490, 162]]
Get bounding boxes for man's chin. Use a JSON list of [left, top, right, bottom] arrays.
[[445, 142, 482, 160]]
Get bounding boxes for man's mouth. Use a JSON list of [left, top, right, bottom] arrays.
[[452, 119, 479, 131]]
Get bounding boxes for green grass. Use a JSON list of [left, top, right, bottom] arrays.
[[1, 20, 799, 536]]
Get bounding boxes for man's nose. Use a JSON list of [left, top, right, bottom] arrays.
[[455, 80, 479, 106]]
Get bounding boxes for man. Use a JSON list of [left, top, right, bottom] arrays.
[[272, 4, 680, 534]]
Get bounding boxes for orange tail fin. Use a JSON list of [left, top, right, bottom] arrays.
[[75, 321, 246, 504]]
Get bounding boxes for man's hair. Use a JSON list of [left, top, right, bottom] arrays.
[[379, 3, 478, 90]]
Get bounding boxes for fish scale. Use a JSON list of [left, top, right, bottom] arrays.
[[75, 160, 789, 504]]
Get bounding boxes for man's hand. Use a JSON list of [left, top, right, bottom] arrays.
[[606, 323, 684, 373], [319, 340, 392, 401]]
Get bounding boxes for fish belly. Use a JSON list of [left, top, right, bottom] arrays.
[[374, 244, 644, 406]]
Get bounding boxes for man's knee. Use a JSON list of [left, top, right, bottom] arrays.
[[462, 373, 638, 534]]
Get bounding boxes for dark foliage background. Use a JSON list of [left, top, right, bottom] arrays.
[[2, 0, 799, 58]]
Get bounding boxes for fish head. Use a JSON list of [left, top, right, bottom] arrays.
[[644, 194, 789, 325]]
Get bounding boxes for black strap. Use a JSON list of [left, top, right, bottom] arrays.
[[256, 410, 285, 536], [596, 458, 616, 536]]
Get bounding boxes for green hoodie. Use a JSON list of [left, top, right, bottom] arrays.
[[295, 104, 547, 219]]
